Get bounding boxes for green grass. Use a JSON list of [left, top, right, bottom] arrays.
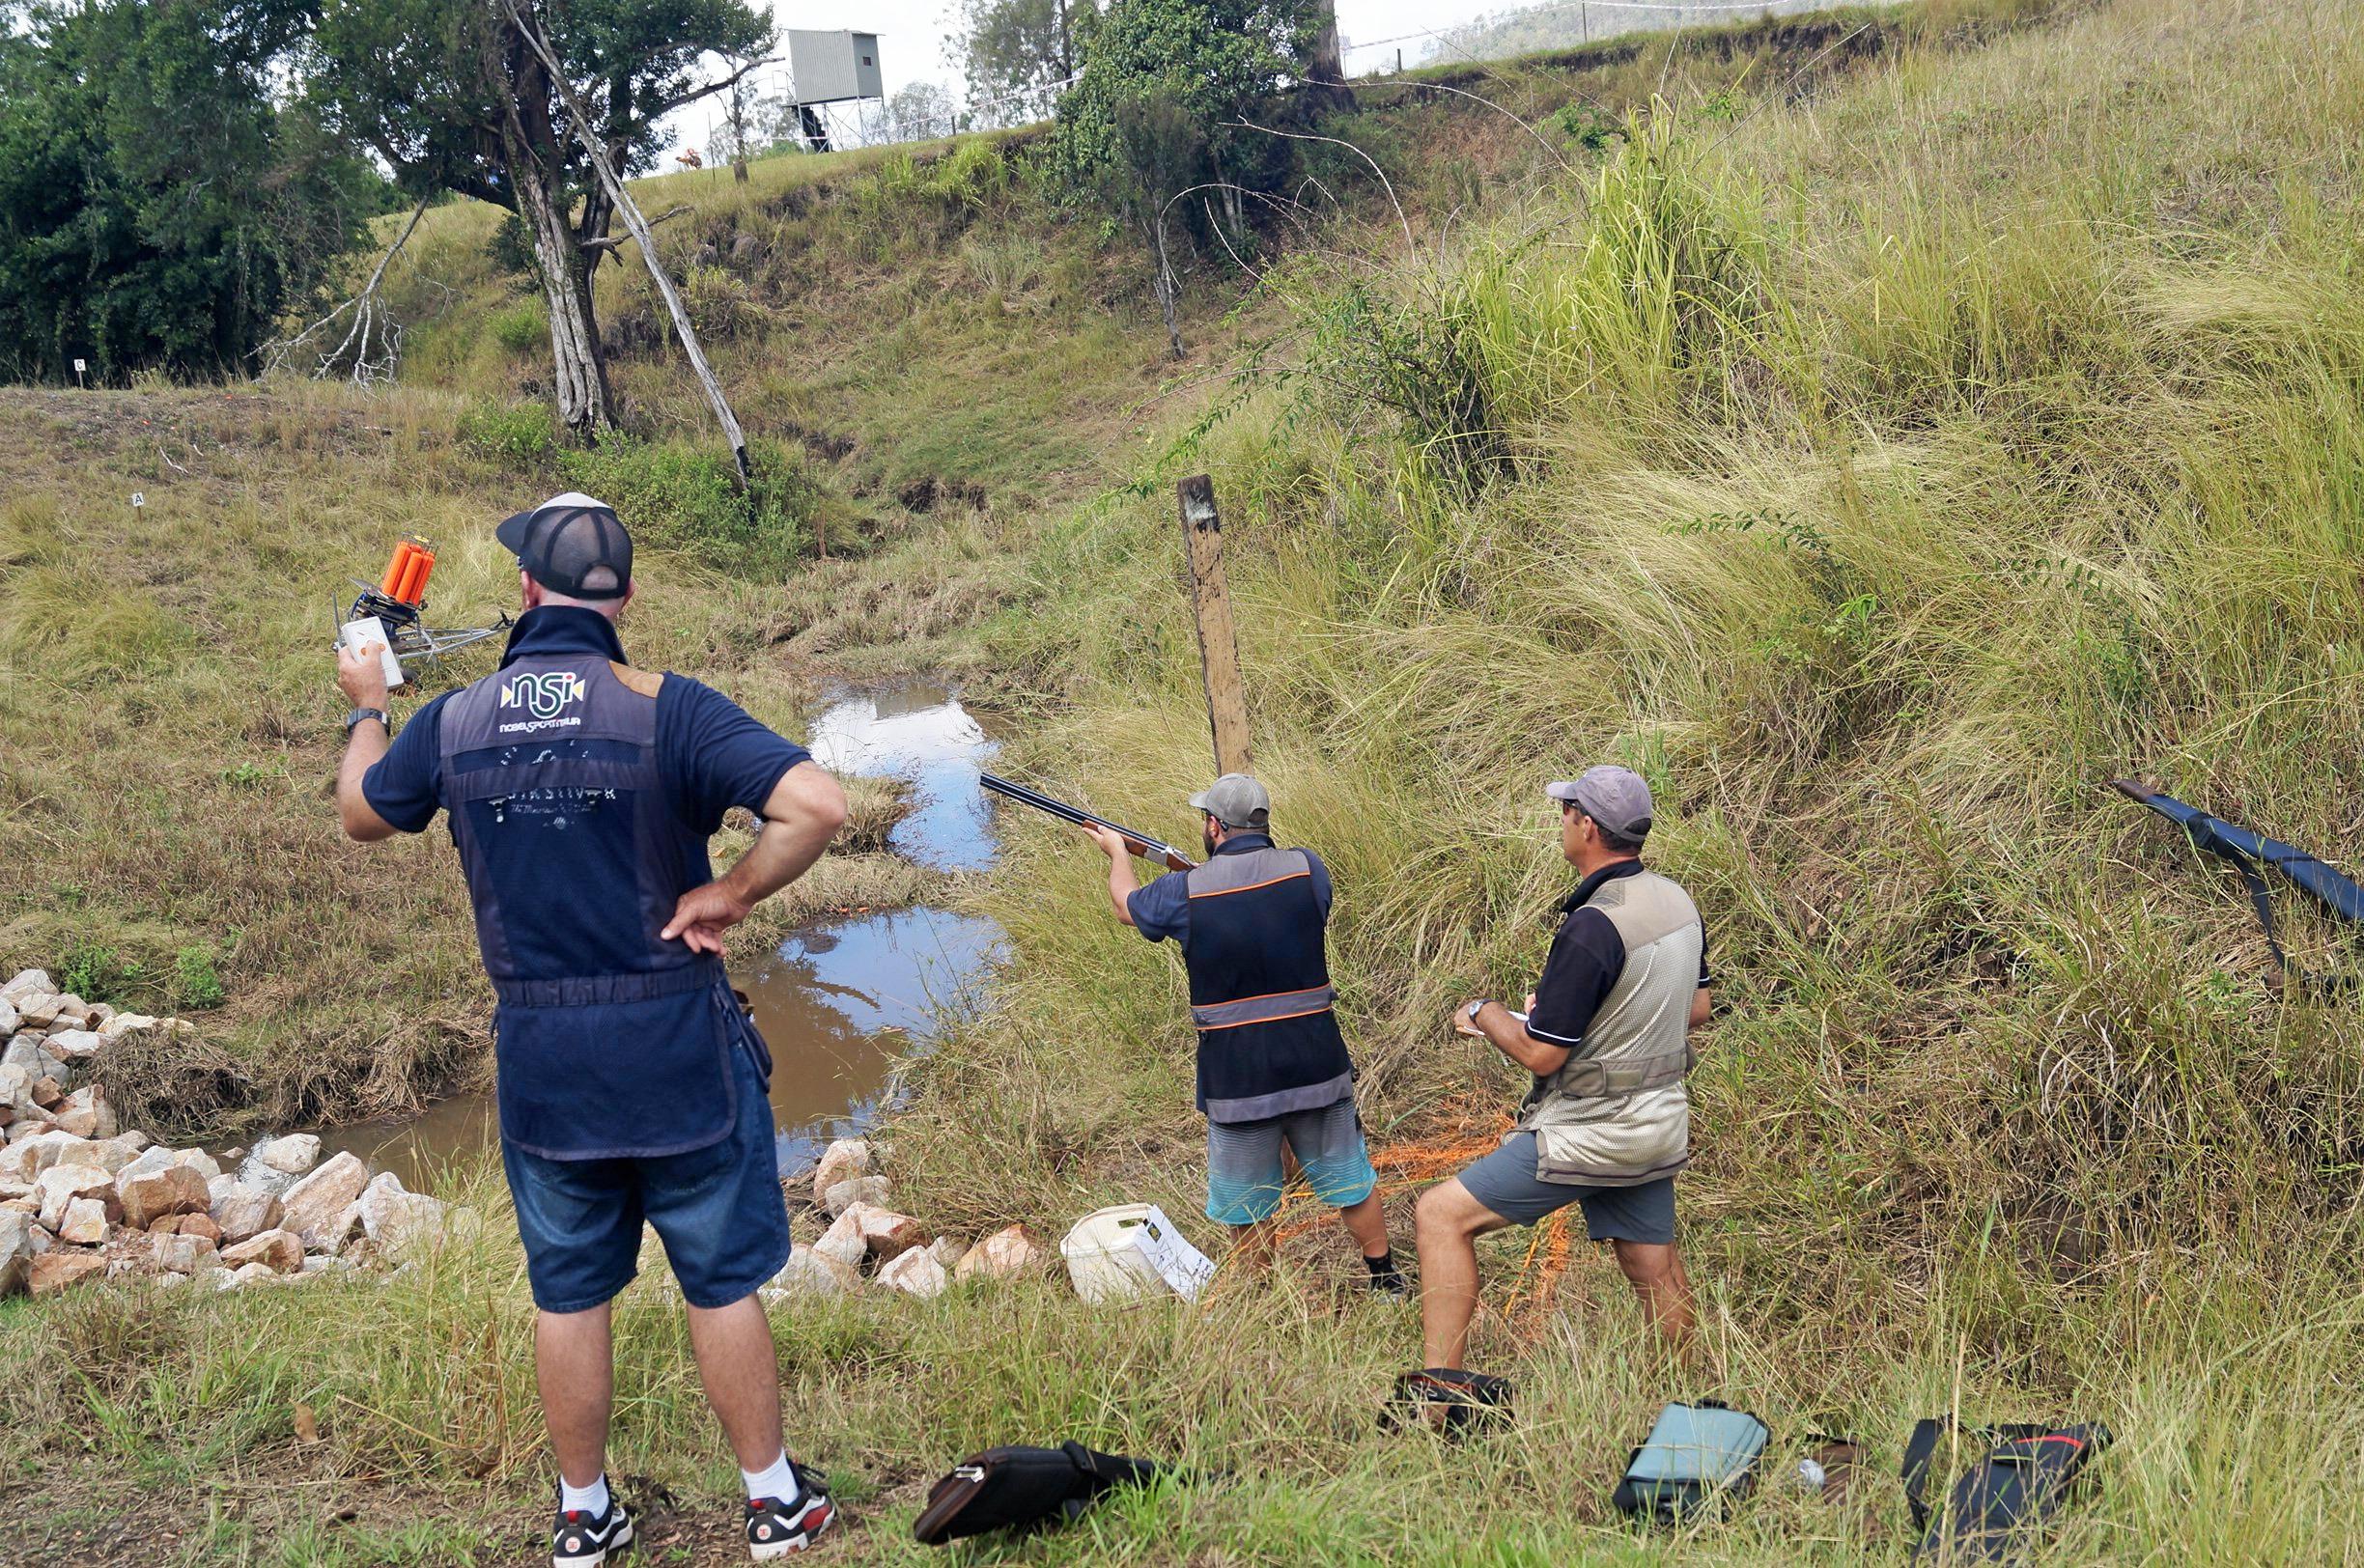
[[9, 0, 2364, 1558]]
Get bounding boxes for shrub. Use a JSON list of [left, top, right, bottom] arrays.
[[458, 401, 555, 469], [59, 938, 140, 1004], [554, 435, 816, 577], [173, 944, 227, 1010], [488, 300, 549, 354]]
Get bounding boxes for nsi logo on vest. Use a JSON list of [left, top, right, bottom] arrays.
[[496, 669, 588, 735]]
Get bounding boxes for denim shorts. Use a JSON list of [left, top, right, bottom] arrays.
[[1205, 1097, 1379, 1226], [501, 1044, 790, 1312], [1457, 1132, 1677, 1244]]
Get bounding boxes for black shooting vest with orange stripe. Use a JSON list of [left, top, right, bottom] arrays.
[[1179, 834, 1355, 1122]]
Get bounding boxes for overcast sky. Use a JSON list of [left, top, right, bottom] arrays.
[[677, 0, 1495, 146]]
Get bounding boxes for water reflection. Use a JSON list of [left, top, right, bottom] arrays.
[[746, 907, 1003, 1171], [803, 685, 998, 870]]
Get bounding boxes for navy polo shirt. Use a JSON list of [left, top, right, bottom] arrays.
[[1127, 832, 1335, 944], [362, 606, 810, 840], [1526, 859, 1712, 1051]]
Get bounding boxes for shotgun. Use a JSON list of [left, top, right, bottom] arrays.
[[2111, 777, 2362, 992], [979, 772, 1197, 872]]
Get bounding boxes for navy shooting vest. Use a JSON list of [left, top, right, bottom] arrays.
[[436, 643, 747, 1160], [1180, 836, 1355, 1121]]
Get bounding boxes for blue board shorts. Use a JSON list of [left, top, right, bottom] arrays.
[[1205, 1097, 1379, 1226], [501, 1042, 790, 1313], [1457, 1131, 1677, 1244]]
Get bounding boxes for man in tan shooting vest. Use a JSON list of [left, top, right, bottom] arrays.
[[1413, 765, 1711, 1375]]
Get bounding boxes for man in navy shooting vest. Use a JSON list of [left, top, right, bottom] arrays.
[[1084, 773, 1402, 1292], [334, 493, 849, 1565]]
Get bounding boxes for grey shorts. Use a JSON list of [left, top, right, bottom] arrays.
[[1205, 1098, 1378, 1226], [1456, 1131, 1677, 1244]]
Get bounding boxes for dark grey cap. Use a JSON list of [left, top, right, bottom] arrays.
[[495, 491, 633, 600], [1188, 773, 1270, 830], [1546, 765, 1654, 840]]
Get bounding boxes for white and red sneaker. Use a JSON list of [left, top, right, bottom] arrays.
[[550, 1496, 633, 1566], [746, 1465, 836, 1559]]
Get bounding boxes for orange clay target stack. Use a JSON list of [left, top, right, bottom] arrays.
[[337, 536, 509, 680]]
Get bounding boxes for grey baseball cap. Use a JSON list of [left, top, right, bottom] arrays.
[[1546, 765, 1654, 841], [1188, 772, 1271, 829]]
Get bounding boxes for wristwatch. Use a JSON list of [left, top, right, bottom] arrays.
[[1465, 999, 1491, 1024], [344, 707, 390, 737]]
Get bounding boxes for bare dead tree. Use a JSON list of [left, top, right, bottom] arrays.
[[256, 197, 432, 384]]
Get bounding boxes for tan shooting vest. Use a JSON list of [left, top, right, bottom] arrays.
[[1513, 867, 1702, 1188]]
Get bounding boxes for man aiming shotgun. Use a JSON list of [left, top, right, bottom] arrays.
[[1063, 772, 1403, 1292], [333, 493, 847, 1564]]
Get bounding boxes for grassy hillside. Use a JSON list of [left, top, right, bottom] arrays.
[[9, 0, 2364, 1559]]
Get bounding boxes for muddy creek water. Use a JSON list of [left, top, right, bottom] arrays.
[[321, 684, 1003, 1188]]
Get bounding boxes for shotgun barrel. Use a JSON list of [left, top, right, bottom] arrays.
[[979, 772, 1197, 872]]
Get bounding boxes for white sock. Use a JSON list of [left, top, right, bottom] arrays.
[[742, 1451, 801, 1504], [559, 1472, 610, 1519]]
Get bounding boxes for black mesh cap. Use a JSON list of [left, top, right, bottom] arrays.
[[494, 491, 633, 600]]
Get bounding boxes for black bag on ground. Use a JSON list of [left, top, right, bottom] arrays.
[[1612, 1400, 1771, 1524], [912, 1442, 1165, 1545], [1901, 1417, 2112, 1562]]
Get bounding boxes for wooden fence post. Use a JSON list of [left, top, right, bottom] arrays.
[[1176, 474, 1252, 776]]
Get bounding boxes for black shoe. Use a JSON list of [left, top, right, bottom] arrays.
[[551, 1496, 634, 1566], [1389, 1368, 1515, 1437], [746, 1465, 836, 1560], [1366, 1268, 1410, 1299]]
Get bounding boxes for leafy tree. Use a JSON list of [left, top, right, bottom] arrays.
[[888, 80, 958, 142], [307, 0, 772, 435], [0, 0, 385, 384], [957, 0, 1082, 127], [1055, 0, 1320, 353]]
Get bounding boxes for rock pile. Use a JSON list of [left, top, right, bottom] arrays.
[[1, 968, 470, 1299], [764, 1137, 1047, 1303]]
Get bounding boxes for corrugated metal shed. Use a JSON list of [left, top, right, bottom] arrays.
[[786, 31, 884, 104]]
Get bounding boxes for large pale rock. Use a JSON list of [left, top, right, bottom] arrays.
[[810, 1137, 874, 1202], [97, 1012, 159, 1041], [29, 1077, 63, 1109], [29, 1247, 106, 1295], [34, 1163, 116, 1229], [875, 1246, 949, 1299], [116, 1163, 211, 1229], [231, 1261, 282, 1286], [821, 1175, 889, 1218], [51, 1086, 111, 1139], [0, 969, 50, 1004], [0, 1129, 89, 1182], [221, 1228, 304, 1274], [78, 1135, 146, 1175], [42, 1027, 105, 1063], [955, 1224, 1049, 1282], [927, 1236, 965, 1270], [811, 1208, 870, 1270], [118, 1145, 220, 1184], [279, 1151, 369, 1247], [0, 1063, 35, 1116], [253, 1134, 322, 1176], [150, 1231, 218, 1274], [11, 994, 62, 1029], [58, 1196, 110, 1246], [0, 1210, 32, 1294], [845, 1201, 926, 1262], [358, 1172, 458, 1259], [766, 1249, 858, 1298], [0, 999, 14, 1035], [210, 1182, 284, 1246], [2, 1034, 42, 1077], [325, 1201, 367, 1255]]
